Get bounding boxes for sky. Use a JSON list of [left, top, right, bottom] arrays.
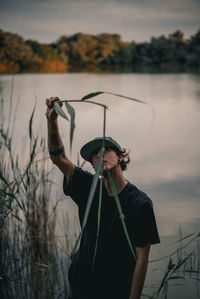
[[0, 0, 199, 43]]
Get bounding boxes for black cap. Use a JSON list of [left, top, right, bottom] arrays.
[[80, 137, 121, 162]]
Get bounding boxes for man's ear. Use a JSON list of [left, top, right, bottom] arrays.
[[118, 155, 123, 163]]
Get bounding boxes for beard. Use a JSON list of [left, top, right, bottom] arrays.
[[102, 162, 119, 177]]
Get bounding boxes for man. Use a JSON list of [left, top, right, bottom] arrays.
[[46, 97, 160, 299]]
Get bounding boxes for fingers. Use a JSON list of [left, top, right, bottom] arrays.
[[46, 97, 63, 109]]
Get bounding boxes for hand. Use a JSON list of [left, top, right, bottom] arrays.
[[45, 97, 63, 122]]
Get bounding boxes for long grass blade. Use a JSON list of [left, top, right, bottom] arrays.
[[80, 91, 155, 129], [81, 90, 148, 105], [65, 99, 107, 110], [81, 92, 104, 101], [64, 102, 75, 152], [153, 264, 176, 298], [81, 160, 87, 168], [149, 233, 200, 263], [154, 253, 193, 298], [11, 213, 23, 222], [29, 104, 36, 140], [76, 153, 86, 168], [0, 191, 15, 199], [70, 232, 82, 260], [82, 147, 104, 229], [174, 252, 193, 271], [92, 172, 103, 269], [170, 233, 194, 245], [77, 153, 80, 167], [106, 169, 136, 261], [70, 147, 105, 260], [30, 138, 38, 165], [54, 101, 69, 120]]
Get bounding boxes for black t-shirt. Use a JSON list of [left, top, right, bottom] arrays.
[[63, 167, 160, 299]]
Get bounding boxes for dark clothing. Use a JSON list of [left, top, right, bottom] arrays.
[[63, 167, 160, 299]]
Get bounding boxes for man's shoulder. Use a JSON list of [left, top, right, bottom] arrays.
[[63, 166, 93, 197], [74, 166, 94, 177], [125, 181, 153, 207], [67, 166, 94, 185]]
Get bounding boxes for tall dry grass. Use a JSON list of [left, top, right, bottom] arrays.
[[0, 85, 70, 298]]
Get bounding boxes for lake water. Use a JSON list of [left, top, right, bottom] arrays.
[[0, 73, 200, 298]]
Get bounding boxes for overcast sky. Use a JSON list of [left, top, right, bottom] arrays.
[[0, 0, 199, 43]]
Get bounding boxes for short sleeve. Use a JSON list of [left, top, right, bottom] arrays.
[[132, 199, 160, 247], [63, 166, 93, 206]]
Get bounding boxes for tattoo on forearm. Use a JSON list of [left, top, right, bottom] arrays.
[[48, 133, 64, 156], [49, 146, 64, 156]]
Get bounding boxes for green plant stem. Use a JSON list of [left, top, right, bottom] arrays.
[[106, 169, 137, 261], [70, 147, 105, 260], [92, 170, 103, 269]]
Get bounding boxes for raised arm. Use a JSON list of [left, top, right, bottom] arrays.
[[46, 97, 75, 181]]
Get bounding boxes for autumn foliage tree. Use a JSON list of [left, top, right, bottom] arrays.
[[0, 28, 200, 73], [0, 29, 39, 72]]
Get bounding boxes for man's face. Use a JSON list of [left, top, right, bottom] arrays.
[[91, 147, 121, 173]]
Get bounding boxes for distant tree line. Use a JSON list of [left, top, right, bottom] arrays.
[[0, 28, 200, 73]]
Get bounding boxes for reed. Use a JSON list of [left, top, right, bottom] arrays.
[[143, 232, 200, 298], [0, 90, 70, 298]]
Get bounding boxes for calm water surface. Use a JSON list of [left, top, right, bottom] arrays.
[[1, 73, 200, 298]]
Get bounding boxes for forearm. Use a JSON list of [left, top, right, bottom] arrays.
[[47, 119, 64, 158], [129, 260, 148, 299], [47, 119, 75, 179], [46, 97, 75, 180]]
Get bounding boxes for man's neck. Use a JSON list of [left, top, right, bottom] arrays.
[[104, 167, 127, 196]]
